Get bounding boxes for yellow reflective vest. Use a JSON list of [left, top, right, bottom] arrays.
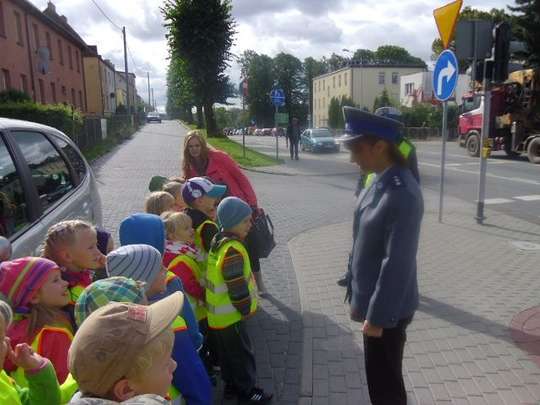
[[194, 219, 216, 255], [168, 255, 207, 321], [206, 239, 257, 329], [167, 316, 187, 400]]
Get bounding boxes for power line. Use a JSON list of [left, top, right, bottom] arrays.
[[89, 0, 122, 31]]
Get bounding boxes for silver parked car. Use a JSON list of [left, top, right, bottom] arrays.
[[0, 118, 102, 258]]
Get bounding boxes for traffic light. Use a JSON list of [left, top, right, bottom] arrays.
[[492, 22, 511, 83]]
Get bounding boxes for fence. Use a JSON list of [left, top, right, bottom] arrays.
[[69, 114, 138, 152], [404, 127, 458, 140]]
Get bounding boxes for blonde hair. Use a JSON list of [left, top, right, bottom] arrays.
[[42, 220, 95, 263], [161, 211, 192, 239], [182, 131, 213, 177], [144, 192, 175, 216], [0, 299, 13, 329], [126, 328, 174, 381], [162, 181, 183, 199]]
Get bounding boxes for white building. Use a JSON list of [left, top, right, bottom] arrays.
[[400, 72, 471, 107]]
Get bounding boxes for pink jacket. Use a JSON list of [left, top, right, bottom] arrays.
[[186, 150, 258, 207]]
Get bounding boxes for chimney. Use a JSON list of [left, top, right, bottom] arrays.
[[46, 1, 56, 13], [60, 15, 67, 24]]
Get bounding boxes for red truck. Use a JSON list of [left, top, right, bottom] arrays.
[[458, 69, 540, 164]]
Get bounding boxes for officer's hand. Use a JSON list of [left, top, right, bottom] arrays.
[[362, 321, 383, 338]]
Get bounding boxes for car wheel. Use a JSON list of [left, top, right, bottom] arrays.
[[466, 132, 480, 157], [527, 136, 540, 164]]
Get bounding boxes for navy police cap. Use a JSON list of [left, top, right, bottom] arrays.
[[338, 106, 404, 145]]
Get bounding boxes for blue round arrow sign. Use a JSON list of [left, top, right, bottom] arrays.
[[433, 50, 459, 102]]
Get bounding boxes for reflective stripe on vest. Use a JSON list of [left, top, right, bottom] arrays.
[[168, 255, 207, 321], [194, 220, 216, 254], [363, 138, 416, 188], [60, 373, 79, 404], [69, 284, 86, 306], [12, 326, 74, 389], [206, 239, 257, 329]]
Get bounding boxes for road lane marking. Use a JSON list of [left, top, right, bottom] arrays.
[[481, 198, 514, 205], [514, 195, 540, 201], [420, 162, 540, 186]]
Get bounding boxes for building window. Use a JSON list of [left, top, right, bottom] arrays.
[[392, 72, 399, 85], [32, 23, 39, 50], [1, 69, 10, 90], [58, 39, 64, 65], [71, 88, 76, 106], [323, 80, 325, 91], [38, 79, 45, 103], [338, 75, 341, 87], [327, 87, 330, 97], [378, 72, 385, 85], [51, 82, 56, 103], [68, 46, 73, 70], [405, 83, 415, 95], [20, 74, 28, 94], [75, 50, 80, 73], [333, 76, 335, 88], [14, 11, 23, 46], [0, 1, 6, 38], [323, 98, 326, 109], [61, 85, 66, 96], [78, 90, 83, 110], [344, 73, 348, 87], [45, 32, 52, 60]]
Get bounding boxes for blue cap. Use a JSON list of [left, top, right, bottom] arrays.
[[182, 177, 227, 205], [338, 106, 404, 145], [217, 197, 252, 231]]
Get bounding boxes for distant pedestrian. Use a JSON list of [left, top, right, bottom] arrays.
[[287, 117, 301, 160], [341, 107, 423, 405]]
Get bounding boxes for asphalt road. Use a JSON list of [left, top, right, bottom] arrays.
[[231, 135, 540, 226]]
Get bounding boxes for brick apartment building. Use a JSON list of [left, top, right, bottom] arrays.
[[0, 0, 87, 111]]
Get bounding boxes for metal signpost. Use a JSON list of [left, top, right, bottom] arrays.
[[270, 88, 285, 160], [433, 50, 459, 223], [433, 0, 462, 223]]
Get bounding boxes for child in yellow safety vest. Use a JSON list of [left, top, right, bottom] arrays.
[[207, 197, 273, 404], [41, 220, 107, 306], [0, 257, 74, 386], [0, 299, 61, 405]]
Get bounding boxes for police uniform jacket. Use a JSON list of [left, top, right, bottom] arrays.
[[349, 164, 423, 329]]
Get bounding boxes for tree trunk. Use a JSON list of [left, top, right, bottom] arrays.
[[204, 102, 220, 137], [196, 105, 204, 129], [185, 106, 194, 124]]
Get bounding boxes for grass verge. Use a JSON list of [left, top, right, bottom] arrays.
[[183, 123, 280, 168]]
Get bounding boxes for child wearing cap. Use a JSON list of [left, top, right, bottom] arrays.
[[41, 220, 107, 305], [207, 197, 272, 404], [182, 177, 226, 257], [0, 257, 73, 385], [0, 299, 61, 405], [145, 192, 176, 216], [74, 278, 211, 405], [163, 181, 187, 212], [68, 293, 182, 404], [119, 213, 202, 350]]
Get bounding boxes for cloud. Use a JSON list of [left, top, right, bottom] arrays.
[[232, 0, 346, 18]]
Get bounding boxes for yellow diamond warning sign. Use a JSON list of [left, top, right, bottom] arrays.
[[433, 0, 463, 49]]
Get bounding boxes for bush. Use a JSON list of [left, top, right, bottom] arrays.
[[0, 102, 83, 137], [0, 90, 32, 103]]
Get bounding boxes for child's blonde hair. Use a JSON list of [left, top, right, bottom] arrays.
[[162, 181, 183, 199], [41, 220, 95, 263], [161, 211, 192, 239], [145, 192, 175, 216], [0, 299, 12, 329], [125, 328, 174, 383]]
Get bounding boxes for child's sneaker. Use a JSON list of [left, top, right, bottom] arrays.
[[238, 387, 273, 404]]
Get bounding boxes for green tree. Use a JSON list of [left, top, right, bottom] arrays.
[[509, 0, 540, 67], [373, 89, 396, 111], [303, 57, 326, 126], [244, 53, 274, 127], [327, 97, 341, 129], [166, 57, 196, 122], [273, 52, 305, 125], [163, 0, 235, 136], [352, 49, 376, 64], [374, 45, 426, 67]]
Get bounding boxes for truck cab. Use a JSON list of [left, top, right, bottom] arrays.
[[458, 93, 484, 155]]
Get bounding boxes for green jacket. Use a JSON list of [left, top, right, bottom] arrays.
[[0, 360, 60, 405]]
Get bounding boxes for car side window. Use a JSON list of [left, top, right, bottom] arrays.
[[0, 136, 30, 237], [54, 137, 87, 181], [12, 131, 75, 211]]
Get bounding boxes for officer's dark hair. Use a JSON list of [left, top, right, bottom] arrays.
[[354, 135, 407, 167]]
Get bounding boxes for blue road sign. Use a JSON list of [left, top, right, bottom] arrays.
[[270, 88, 285, 107], [433, 50, 459, 101]]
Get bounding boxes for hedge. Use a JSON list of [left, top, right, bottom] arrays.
[[0, 102, 83, 138]]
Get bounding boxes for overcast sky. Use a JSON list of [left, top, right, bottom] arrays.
[[32, 0, 510, 111]]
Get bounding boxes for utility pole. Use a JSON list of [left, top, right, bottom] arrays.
[[151, 88, 155, 111], [122, 26, 130, 115], [147, 72, 151, 112]]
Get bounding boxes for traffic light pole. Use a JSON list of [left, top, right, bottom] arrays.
[[438, 100, 448, 223], [476, 69, 491, 224], [275, 105, 279, 161]]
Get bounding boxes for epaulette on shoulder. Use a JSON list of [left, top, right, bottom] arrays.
[[390, 174, 405, 188]]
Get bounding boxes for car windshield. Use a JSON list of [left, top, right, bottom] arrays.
[[149, 113, 159, 117], [311, 129, 332, 138]]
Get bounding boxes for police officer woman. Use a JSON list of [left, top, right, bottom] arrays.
[[340, 106, 424, 405]]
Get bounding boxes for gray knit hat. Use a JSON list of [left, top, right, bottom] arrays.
[[106, 244, 162, 292]]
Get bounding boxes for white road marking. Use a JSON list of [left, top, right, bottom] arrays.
[[514, 195, 540, 201], [420, 162, 540, 186], [480, 198, 514, 205]]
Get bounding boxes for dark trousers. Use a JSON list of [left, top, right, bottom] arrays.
[[363, 317, 412, 405], [289, 139, 299, 159], [214, 321, 256, 395]]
